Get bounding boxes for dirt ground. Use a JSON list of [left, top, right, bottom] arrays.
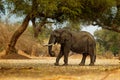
[[0, 51, 120, 80]]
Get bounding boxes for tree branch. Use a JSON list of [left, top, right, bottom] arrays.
[[95, 20, 120, 33]]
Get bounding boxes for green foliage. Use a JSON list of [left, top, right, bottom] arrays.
[[34, 26, 52, 43], [59, 0, 82, 21], [63, 21, 81, 32], [94, 29, 120, 55], [96, 42, 105, 55], [5, 0, 120, 32], [80, 0, 115, 23], [38, 26, 52, 37], [27, 25, 52, 40], [0, 0, 5, 18], [36, 0, 58, 16], [6, 0, 32, 16]]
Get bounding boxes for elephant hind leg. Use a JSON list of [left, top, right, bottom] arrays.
[[88, 46, 96, 66], [94, 55, 96, 62], [89, 54, 96, 66]]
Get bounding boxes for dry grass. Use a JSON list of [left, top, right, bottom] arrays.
[[0, 24, 12, 51], [0, 23, 62, 58], [0, 23, 49, 57]]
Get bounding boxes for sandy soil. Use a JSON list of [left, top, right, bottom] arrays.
[[0, 55, 120, 80], [0, 50, 120, 80]]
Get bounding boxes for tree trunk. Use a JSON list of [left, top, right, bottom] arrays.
[[31, 18, 38, 38], [32, 18, 47, 38], [6, 14, 31, 54]]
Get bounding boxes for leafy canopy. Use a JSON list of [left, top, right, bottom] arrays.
[[0, 0, 5, 18], [5, 0, 120, 32]]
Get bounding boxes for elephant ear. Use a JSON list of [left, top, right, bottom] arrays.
[[61, 30, 72, 43]]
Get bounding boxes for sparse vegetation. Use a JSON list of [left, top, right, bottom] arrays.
[[0, 23, 49, 57], [94, 29, 120, 58]]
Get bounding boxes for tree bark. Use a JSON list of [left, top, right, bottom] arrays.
[[6, 14, 31, 54], [32, 18, 47, 38], [31, 18, 38, 37], [95, 20, 120, 33]]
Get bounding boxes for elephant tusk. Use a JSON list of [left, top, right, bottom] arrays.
[[43, 43, 54, 46]]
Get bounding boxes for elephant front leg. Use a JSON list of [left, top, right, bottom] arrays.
[[63, 52, 69, 66], [54, 52, 63, 66], [54, 46, 64, 66], [63, 46, 70, 66], [79, 54, 88, 66]]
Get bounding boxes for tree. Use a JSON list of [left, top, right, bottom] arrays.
[[5, 0, 119, 54], [5, 0, 33, 54], [94, 29, 120, 56], [5, 0, 83, 54], [6, 13, 31, 54], [63, 21, 81, 31], [92, 0, 120, 33], [0, 0, 5, 18]]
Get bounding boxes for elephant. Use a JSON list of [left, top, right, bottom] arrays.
[[47, 29, 96, 66]]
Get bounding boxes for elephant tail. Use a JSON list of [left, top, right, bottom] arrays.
[[94, 55, 96, 62]]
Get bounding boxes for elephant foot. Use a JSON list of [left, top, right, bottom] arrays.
[[62, 63, 68, 66], [89, 63, 94, 66], [54, 63, 59, 66], [79, 63, 85, 66]]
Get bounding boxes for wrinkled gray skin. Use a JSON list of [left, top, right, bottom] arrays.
[[48, 29, 96, 66]]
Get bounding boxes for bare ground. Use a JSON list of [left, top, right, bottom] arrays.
[[0, 55, 120, 80]]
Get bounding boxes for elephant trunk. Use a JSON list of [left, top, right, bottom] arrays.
[[48, 35, 56, 57]]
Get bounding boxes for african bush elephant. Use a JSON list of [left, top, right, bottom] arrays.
[[47, 29, 96, 66]]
